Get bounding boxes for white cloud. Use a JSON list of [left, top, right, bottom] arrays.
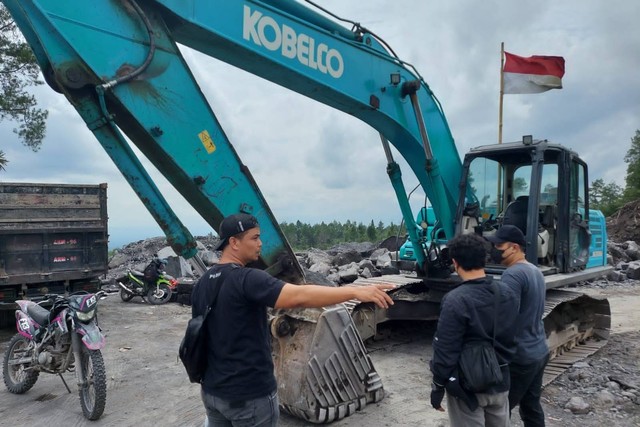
[[1, 0, 638, 249]]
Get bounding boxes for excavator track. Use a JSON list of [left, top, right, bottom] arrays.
[[541, 289, 611, 385]]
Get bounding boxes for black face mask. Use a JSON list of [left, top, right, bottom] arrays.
[[490, 246, 506, 264]]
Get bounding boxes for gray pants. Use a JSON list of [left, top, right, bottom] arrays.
[[447, 390, 510, 427], [201, 389, 279, 427]]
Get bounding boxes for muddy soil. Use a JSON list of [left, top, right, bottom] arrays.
[[0, 281, 639, 427]]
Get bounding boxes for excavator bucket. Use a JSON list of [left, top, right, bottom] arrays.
[[271, 305, 384, 423]]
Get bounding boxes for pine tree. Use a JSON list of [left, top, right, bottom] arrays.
[[366, 220, 377, 241]]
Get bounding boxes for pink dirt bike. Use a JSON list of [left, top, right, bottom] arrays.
[[2, 291, 108, 420]]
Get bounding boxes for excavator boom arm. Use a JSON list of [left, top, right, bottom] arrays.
[[4, 0, 463, 278]]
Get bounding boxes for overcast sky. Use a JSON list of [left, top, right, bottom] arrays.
[[2, 0, 639, 249]]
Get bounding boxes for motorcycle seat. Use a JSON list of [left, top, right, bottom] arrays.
[[27, 303, 52, 326], [132, 270, 145, 276]]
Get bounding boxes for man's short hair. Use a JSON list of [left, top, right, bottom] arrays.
[[447, 233, 489, 271]]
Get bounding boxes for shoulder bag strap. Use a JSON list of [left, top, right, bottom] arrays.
[[490, 280, 500, 348], [202, 266, 228, 319]]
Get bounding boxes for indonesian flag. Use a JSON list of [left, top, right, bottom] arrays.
[[503, 52, 565, 94]]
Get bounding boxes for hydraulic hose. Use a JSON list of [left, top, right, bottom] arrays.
[[99, 0, 156, 90]]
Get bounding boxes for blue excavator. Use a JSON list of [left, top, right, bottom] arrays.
[[4, 0, 611, 423]]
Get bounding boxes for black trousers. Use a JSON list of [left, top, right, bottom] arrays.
[[508, 353, 549, 427]]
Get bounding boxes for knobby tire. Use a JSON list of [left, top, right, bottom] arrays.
[[78, 346, 107, 420], [2, 333, 39, 394]]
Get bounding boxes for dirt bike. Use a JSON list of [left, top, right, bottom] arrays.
[[2, 291, 108, 420], [117, 258, 178, 305]]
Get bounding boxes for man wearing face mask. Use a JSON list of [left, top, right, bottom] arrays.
[[487, 225, 549, 427]]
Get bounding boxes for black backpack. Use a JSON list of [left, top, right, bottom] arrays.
[[178, 268, 224, 384], [143, 261, 160, 282]]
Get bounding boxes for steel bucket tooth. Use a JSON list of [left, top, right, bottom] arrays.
[[272, 305, 383, 423]]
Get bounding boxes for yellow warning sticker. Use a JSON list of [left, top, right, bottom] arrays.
[[199, 130, 216, 154]]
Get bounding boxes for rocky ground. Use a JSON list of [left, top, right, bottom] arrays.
[[528, 281, 640, 427], [540, 331, 640, 426]]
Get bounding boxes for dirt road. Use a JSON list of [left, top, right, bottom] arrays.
[[1, 282, 639, 427]]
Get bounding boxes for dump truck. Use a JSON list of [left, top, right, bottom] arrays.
[[0, 182, 109, 323]]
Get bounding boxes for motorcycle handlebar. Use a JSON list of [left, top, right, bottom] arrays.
[[38, 289, 111, 304], [96, 290, 112, 299]]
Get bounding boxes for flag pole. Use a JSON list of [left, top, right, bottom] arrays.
[[498, 42, 505, 144], [497, 43, 505, 210]]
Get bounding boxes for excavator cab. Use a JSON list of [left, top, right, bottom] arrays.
[[456, 137, 601, 274]]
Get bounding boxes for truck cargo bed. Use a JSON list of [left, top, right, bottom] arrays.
[[0, 182, 108, 307]]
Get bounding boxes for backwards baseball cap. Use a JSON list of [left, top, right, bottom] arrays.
[[486, 224, 526, 247], [214, 213, 259, 251]]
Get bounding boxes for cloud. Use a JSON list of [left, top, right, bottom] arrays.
[[1, 0, 638, 249]]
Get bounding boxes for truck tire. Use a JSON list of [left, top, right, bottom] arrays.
[[3, 334, 39, 394], [77, 347, 106, 420]]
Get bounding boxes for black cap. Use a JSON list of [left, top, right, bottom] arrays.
[[214, 213, 259, 251], [486, 225, 526, 246]]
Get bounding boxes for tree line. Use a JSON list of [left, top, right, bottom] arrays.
[[280, 220, 405, 251]]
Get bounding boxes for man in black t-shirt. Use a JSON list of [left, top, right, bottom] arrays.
[[191, 213, 394, 427]]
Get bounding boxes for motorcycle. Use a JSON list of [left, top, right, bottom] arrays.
[[117, 258, 177, 305], [2, 291, 108, 420]]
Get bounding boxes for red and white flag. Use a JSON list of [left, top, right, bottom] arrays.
[[503, 52, 565, 94]]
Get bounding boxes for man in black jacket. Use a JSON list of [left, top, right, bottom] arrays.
[[430, 233, 519, 426]]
